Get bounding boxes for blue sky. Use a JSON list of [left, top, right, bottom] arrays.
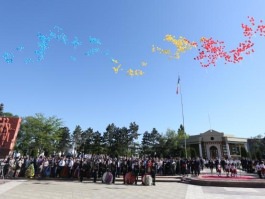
[[1, 0, 265, 139]]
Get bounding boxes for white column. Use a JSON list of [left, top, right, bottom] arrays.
[[217, 144, 222, 159], [244, 143, 248, 152], [206, 144, 210, 160], [226, 142, 231, 159], [199, 143, 202, 158]]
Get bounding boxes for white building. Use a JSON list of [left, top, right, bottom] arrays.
[[185, 130, 248, 160]]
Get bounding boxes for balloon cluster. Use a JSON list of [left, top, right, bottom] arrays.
[[111, 59, 146, 76], [152, 35, 197, 59], [195, 16, 265, 67], [1, 25, 147, 77], [2, 16, 264, 75], [2, 52, 14, 63], [154, 16, 265, 67]]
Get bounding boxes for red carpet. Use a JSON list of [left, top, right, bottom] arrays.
[[201, 175, 256, 180]]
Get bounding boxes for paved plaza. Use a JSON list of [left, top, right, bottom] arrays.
[[0, 168, 264, 199], [0, 178, 264, 199]]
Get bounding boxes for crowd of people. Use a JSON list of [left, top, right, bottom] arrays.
[[0, 154, 161, 185], [1, 154, 265, 183]]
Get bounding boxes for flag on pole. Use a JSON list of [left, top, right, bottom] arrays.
[[176, 76, 180, 94]]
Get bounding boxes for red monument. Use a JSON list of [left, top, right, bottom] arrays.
[[0, 117, 22, 158]]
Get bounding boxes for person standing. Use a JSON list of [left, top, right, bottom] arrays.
[[133, 160, 140, 185], [190, 159, 195, 175], [200, 158, 205, 171], [121, 161, 128, 184], [180, 158, 187, 177], [68, 157, 74, 178], [215, 158, 220, 172], [14, 157, 23, 178], [225, 163, 231, 177], [221, 158, 226, 172], [116, 159, 121, 178], [110, 161, 116, 184], [194, 158, 201, 176], [256, 161, 262, 179], [79, 159, 84, 182], [139, 161, 145, 185], [41, 158, 50, 178], [92, 163, 98, 183], [57, 157, 65, 178], [151, 160, 157, 186], [209, 159, 214, 174]]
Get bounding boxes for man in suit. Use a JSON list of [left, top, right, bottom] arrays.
[[151, 160, 157, 186], [79, 159, 84, 182]]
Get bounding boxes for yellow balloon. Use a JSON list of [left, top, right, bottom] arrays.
[[127, 69, 134, 76], [112, 64, 121, 74]]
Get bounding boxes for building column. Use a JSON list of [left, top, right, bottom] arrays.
[[206, 144, 210, 160], [226, 142, 231, 159], [217, 144, 222, 159], [199, 143, 202, 158], [244, 143, 248, 152]]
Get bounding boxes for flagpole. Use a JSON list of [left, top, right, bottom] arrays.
[[178, 76, 187, 159], [208, 112, 212, 132]]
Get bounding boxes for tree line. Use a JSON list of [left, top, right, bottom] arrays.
[[11, 113, 187, 158], [1, 103, 264, 159]]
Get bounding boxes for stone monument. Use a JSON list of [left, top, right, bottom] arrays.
[[0, 117, 22, 158]]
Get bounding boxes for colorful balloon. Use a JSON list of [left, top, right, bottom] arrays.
[[153, 35, 197, 60], [53, 25, 63, 32], [2, 52, 14, 63], [89, 36, 101, 45], [24, 58, 34, 64], [195, 16, 259, 67], [85, 48, 100, 56], [0, 25, 148, 77], [16, 46, 24, 51], [111, 59, 119, 64], [126, 68, 144, 76], [71, 37, 82, 48], [113, 64, 121, 74]]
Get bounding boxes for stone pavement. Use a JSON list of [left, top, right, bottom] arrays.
[[0, 179, 265, 199], [0, 168, 264, 199]]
